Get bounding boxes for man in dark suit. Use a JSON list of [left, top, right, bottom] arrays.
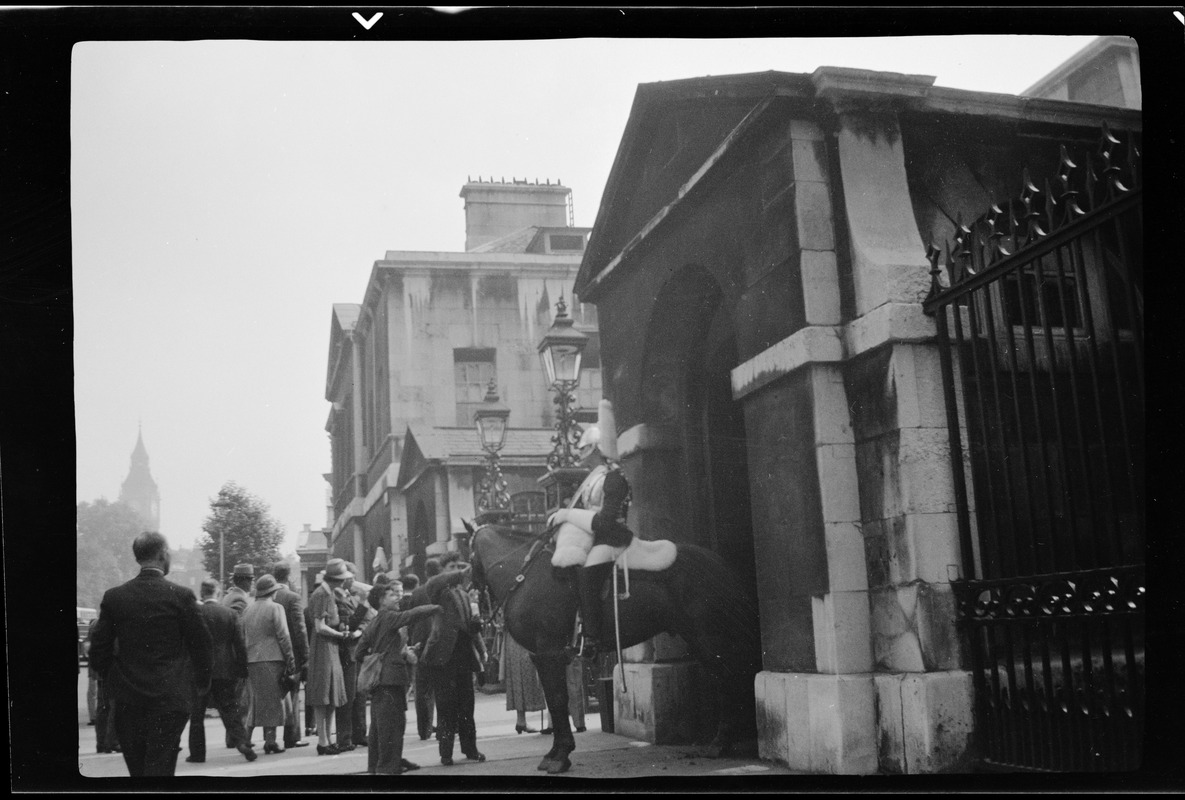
[[222, 563, 254, 616], [220, 562, 254, 746], [407, 559, 440, 740], [186, 579, 257, 763], [90, 531, 214, 777], [421, 552, 486, 766], [271, 561, 310, 749]]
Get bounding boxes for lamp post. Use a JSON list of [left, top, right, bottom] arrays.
[[537, 294, 589, 512], [473, 378, 513, 526], [211, 498, 232, 588]]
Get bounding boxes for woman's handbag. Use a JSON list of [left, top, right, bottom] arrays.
[[357, 651, 384, 695]]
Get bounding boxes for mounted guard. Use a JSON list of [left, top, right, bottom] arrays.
[[548, 399, 675, 659]]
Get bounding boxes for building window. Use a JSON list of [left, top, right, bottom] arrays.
[[549, 233, 585, 252], [1002, 259, 1083, 330], [454, 348, 496, 427], [511, 491, 548, 533]]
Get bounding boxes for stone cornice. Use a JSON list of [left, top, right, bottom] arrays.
[[731, 304, 938, 400]]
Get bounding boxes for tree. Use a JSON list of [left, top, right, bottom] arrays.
[[198, 481, 285, 587], [77, 499, 150, 608]]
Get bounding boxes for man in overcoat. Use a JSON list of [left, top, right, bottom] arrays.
[[421, 552, 486, 766], [406, 558, 441, 740], [186, 578, 257, 763], [222, 563, 254, 616], [272, 561, 310, 749], [90, 531, 213, 777]]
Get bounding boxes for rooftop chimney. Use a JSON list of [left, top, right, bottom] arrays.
[[459, 178, 571, 251]]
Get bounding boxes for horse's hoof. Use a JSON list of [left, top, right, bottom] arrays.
[[545, 756, 572, 774], [536, 757, 554, 771]]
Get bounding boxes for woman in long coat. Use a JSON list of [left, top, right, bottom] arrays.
[[308, 558, 354, 755], [241, 574, 296, 754]]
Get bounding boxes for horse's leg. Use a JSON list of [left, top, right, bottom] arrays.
[[529, 650, 576, 774]]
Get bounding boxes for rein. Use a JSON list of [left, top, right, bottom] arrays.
[[476, 525, 555, 619]]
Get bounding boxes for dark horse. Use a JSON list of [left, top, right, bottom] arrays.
[[465, 521, 762, 774]]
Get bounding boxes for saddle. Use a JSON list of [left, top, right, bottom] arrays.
[[587, 538, 677, 572]]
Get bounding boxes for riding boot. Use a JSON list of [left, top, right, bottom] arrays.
[[576, 562, 614, 658]]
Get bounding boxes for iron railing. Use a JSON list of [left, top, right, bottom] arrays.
[[924, 124, 1143, 772]]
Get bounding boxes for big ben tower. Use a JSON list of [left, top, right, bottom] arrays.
[[119, 425, 161, 530]]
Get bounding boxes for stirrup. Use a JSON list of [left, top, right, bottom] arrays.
[[575, 633, 598, 660]]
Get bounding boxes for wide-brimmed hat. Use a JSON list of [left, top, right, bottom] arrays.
[[254, 574, 279, 597], [233, 563, 255, 578], [324, 558, 353, 582]]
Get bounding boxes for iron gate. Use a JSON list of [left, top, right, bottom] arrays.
[[923, 125, 1144, 772]]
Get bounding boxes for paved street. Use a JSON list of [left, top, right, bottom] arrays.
[[77, 671, 799, 781]]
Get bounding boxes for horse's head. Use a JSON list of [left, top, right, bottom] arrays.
[[465, 520, 549, 605]]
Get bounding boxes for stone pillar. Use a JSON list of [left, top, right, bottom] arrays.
[[834, 110, 974, 774], [740, 118, 878, 775]]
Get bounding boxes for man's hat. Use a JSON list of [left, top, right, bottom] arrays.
[[324, 558, 353, 581], [254, 574, 279, 597], [233, 563, 255, 578]]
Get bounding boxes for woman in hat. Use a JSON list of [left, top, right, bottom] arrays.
[[308, 558, 355, 755], [241, 574, 297, 754]]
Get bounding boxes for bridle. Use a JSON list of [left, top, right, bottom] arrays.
[[473, 524, 556, 620]]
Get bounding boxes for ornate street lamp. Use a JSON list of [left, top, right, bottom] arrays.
[[473, 378, 512, 524], [537, 294, 590, 514], [537, 293, 588, 471]]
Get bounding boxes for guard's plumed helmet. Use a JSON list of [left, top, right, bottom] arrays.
[[578, 399, 619, 461]]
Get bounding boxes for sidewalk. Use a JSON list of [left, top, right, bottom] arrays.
[[77, 673, 798, 780]]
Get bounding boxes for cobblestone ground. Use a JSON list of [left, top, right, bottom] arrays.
[[77, 671, 799, 781]]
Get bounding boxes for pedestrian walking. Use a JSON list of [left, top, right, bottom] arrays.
[[221, 562, 255, 747], [241, 574, 297, 754], [355, 581, 441, 774], [271, 561, 310, 749], [89, 612, 121, 754], [186, 579, 257, 764], [308, 559, 354, 755], [89, 531, 213, 776]]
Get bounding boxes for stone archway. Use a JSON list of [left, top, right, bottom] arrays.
[[636, 264, 757, 589]]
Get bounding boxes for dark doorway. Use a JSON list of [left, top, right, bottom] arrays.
[[687, 304, 757, 588]]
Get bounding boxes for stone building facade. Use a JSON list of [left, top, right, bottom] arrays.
[[1022, 35, 1141, 110], [324, 180, 601, 581], [573, 68, 1141, 773]]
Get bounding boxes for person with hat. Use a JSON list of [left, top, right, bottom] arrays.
[[548, 399, 635, 659], [221, 562, 256, 747], [241, 573, 297, 754], [270, 561, 310, 749], [308, 558, 356, 755], [420, 551, 487, 766], [355, 580, 442, 774], [223, 563, 255, 617]]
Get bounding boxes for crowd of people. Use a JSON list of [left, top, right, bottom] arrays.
[[82, 533, 599, 777], [83, 403, 632, 778]]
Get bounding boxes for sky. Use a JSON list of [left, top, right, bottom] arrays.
[[71, 30, 1108, 556]]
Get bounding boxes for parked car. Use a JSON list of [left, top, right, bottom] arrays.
[[77, 606, 97, 664]]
